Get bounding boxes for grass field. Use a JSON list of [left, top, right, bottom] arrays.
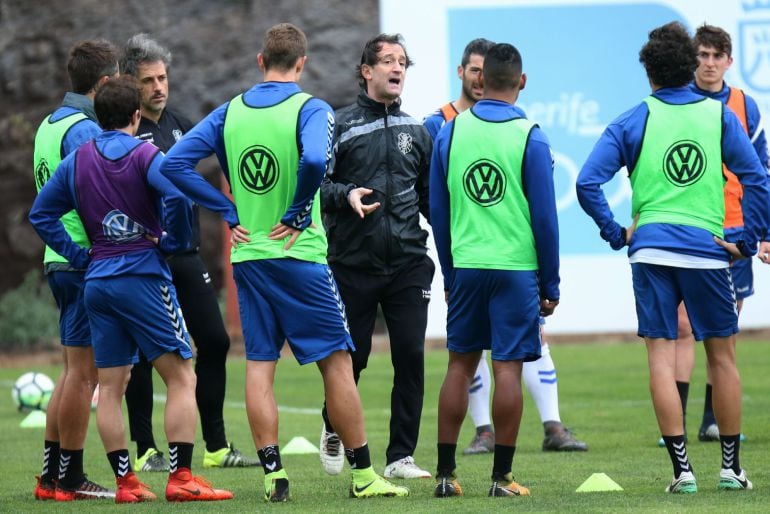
[[1, 339, 768, 512]]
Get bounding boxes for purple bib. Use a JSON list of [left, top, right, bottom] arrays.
[[75, 140, 161, 260]]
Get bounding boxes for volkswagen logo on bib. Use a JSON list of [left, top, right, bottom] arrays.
[[35, 158, 51, 190], [463, 159, 506, 206], [663, 140, 706, 187], [239, 145, 279, 194]]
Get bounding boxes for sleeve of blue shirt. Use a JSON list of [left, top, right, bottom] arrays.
[[321, 119, 357, 212], [523, 128, 560, 300], [146, 152, 193, 253], [281, 99, 334, 229], [576, 104, 646, 250], [61, 119, 101, 157], [745, 95, 769, 169], [722, 106, 770, 253], [28, 155, 90, 269], [423, 113, 443, 142], [428, 121, 454, 290], [160, 103, 240, 228]]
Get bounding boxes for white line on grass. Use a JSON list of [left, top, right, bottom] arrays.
[[152, 393, 320, 414]]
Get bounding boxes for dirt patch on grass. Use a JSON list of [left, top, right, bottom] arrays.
[[3, 328, 770, 368], [0, 348, 61, 368]]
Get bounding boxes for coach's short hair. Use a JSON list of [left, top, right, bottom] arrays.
[[261, 23, 307, 71], [120, 33, 172, 77], [482, 43, 523, 92], [639, 21, 697, 88], [67, 39, 119, 95], [461, 38, 495, 67], [95, 76, 140, 130]]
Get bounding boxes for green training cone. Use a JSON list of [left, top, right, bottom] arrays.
[[576, 472, 624, 492], [20, 409, 47, 428], [282, 436, 319, 454]]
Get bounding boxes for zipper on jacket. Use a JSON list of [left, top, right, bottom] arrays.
[[384, 103, 392, 268]]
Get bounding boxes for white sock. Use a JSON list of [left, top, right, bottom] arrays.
[[467, 350, 492, 428], [523, 343, 561, 423]]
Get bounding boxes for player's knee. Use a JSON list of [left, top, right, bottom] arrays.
[[69, 362, 98, 386], [181, 365, 198, 390]]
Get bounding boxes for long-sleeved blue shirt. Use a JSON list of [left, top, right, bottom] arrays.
[[29, 131, 191, 280], [429, 99, 560, 300], [160, 81, 334, 231], [576, 86, 770, 263]]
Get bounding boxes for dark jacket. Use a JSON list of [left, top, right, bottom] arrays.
[[136, 108, 199, 253], [321, 90, 432, 274]]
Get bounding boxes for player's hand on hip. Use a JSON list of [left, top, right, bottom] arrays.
[[758, 240, 770, 264], [626, 214, 640, 244], [713, 236, 745, 262], [540, 298, 559, 317], [269, 222, 315, 250], [230, 224, 251, 247], [348, 187, 381, 218]]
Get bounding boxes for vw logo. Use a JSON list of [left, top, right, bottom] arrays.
[[35, 158, 51, 190], [463, 159, 506, 206], [102, 209, 146, 243], [239, 145, 279, 194], [663, 140, 706, 187]]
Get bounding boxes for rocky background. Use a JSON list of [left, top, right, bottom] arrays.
[[0, 0, 378, 294]]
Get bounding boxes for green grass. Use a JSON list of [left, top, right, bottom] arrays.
[[1, 340, 769, 512]]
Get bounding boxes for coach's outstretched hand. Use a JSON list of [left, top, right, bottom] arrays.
[[348, 187, 381, 218]]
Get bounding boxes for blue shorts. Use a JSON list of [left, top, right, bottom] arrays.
[[47, 271, 90, 347], [631, 263, 738, 341], [447, 269, 542, 362], [233, 259, 354, 364], [84, 276, 193, 368], [729, 257, 753, 300]]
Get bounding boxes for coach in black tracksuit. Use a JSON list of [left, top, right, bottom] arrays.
[[320, 34, 434, 477], [120, 34, 257, 470]]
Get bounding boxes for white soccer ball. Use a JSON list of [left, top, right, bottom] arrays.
[[11, 372, 54, 412]]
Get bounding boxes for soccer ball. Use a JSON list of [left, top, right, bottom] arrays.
[[11, 372, 54, 412]]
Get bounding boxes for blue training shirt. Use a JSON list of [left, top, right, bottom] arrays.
[[576, 86, 770, 262], [161, 81, 334, 231], [429, 99, 560, 300]]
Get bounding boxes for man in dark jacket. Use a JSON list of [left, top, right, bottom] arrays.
[[319, 33, 434, 479], [120, 34, 258, 472]]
